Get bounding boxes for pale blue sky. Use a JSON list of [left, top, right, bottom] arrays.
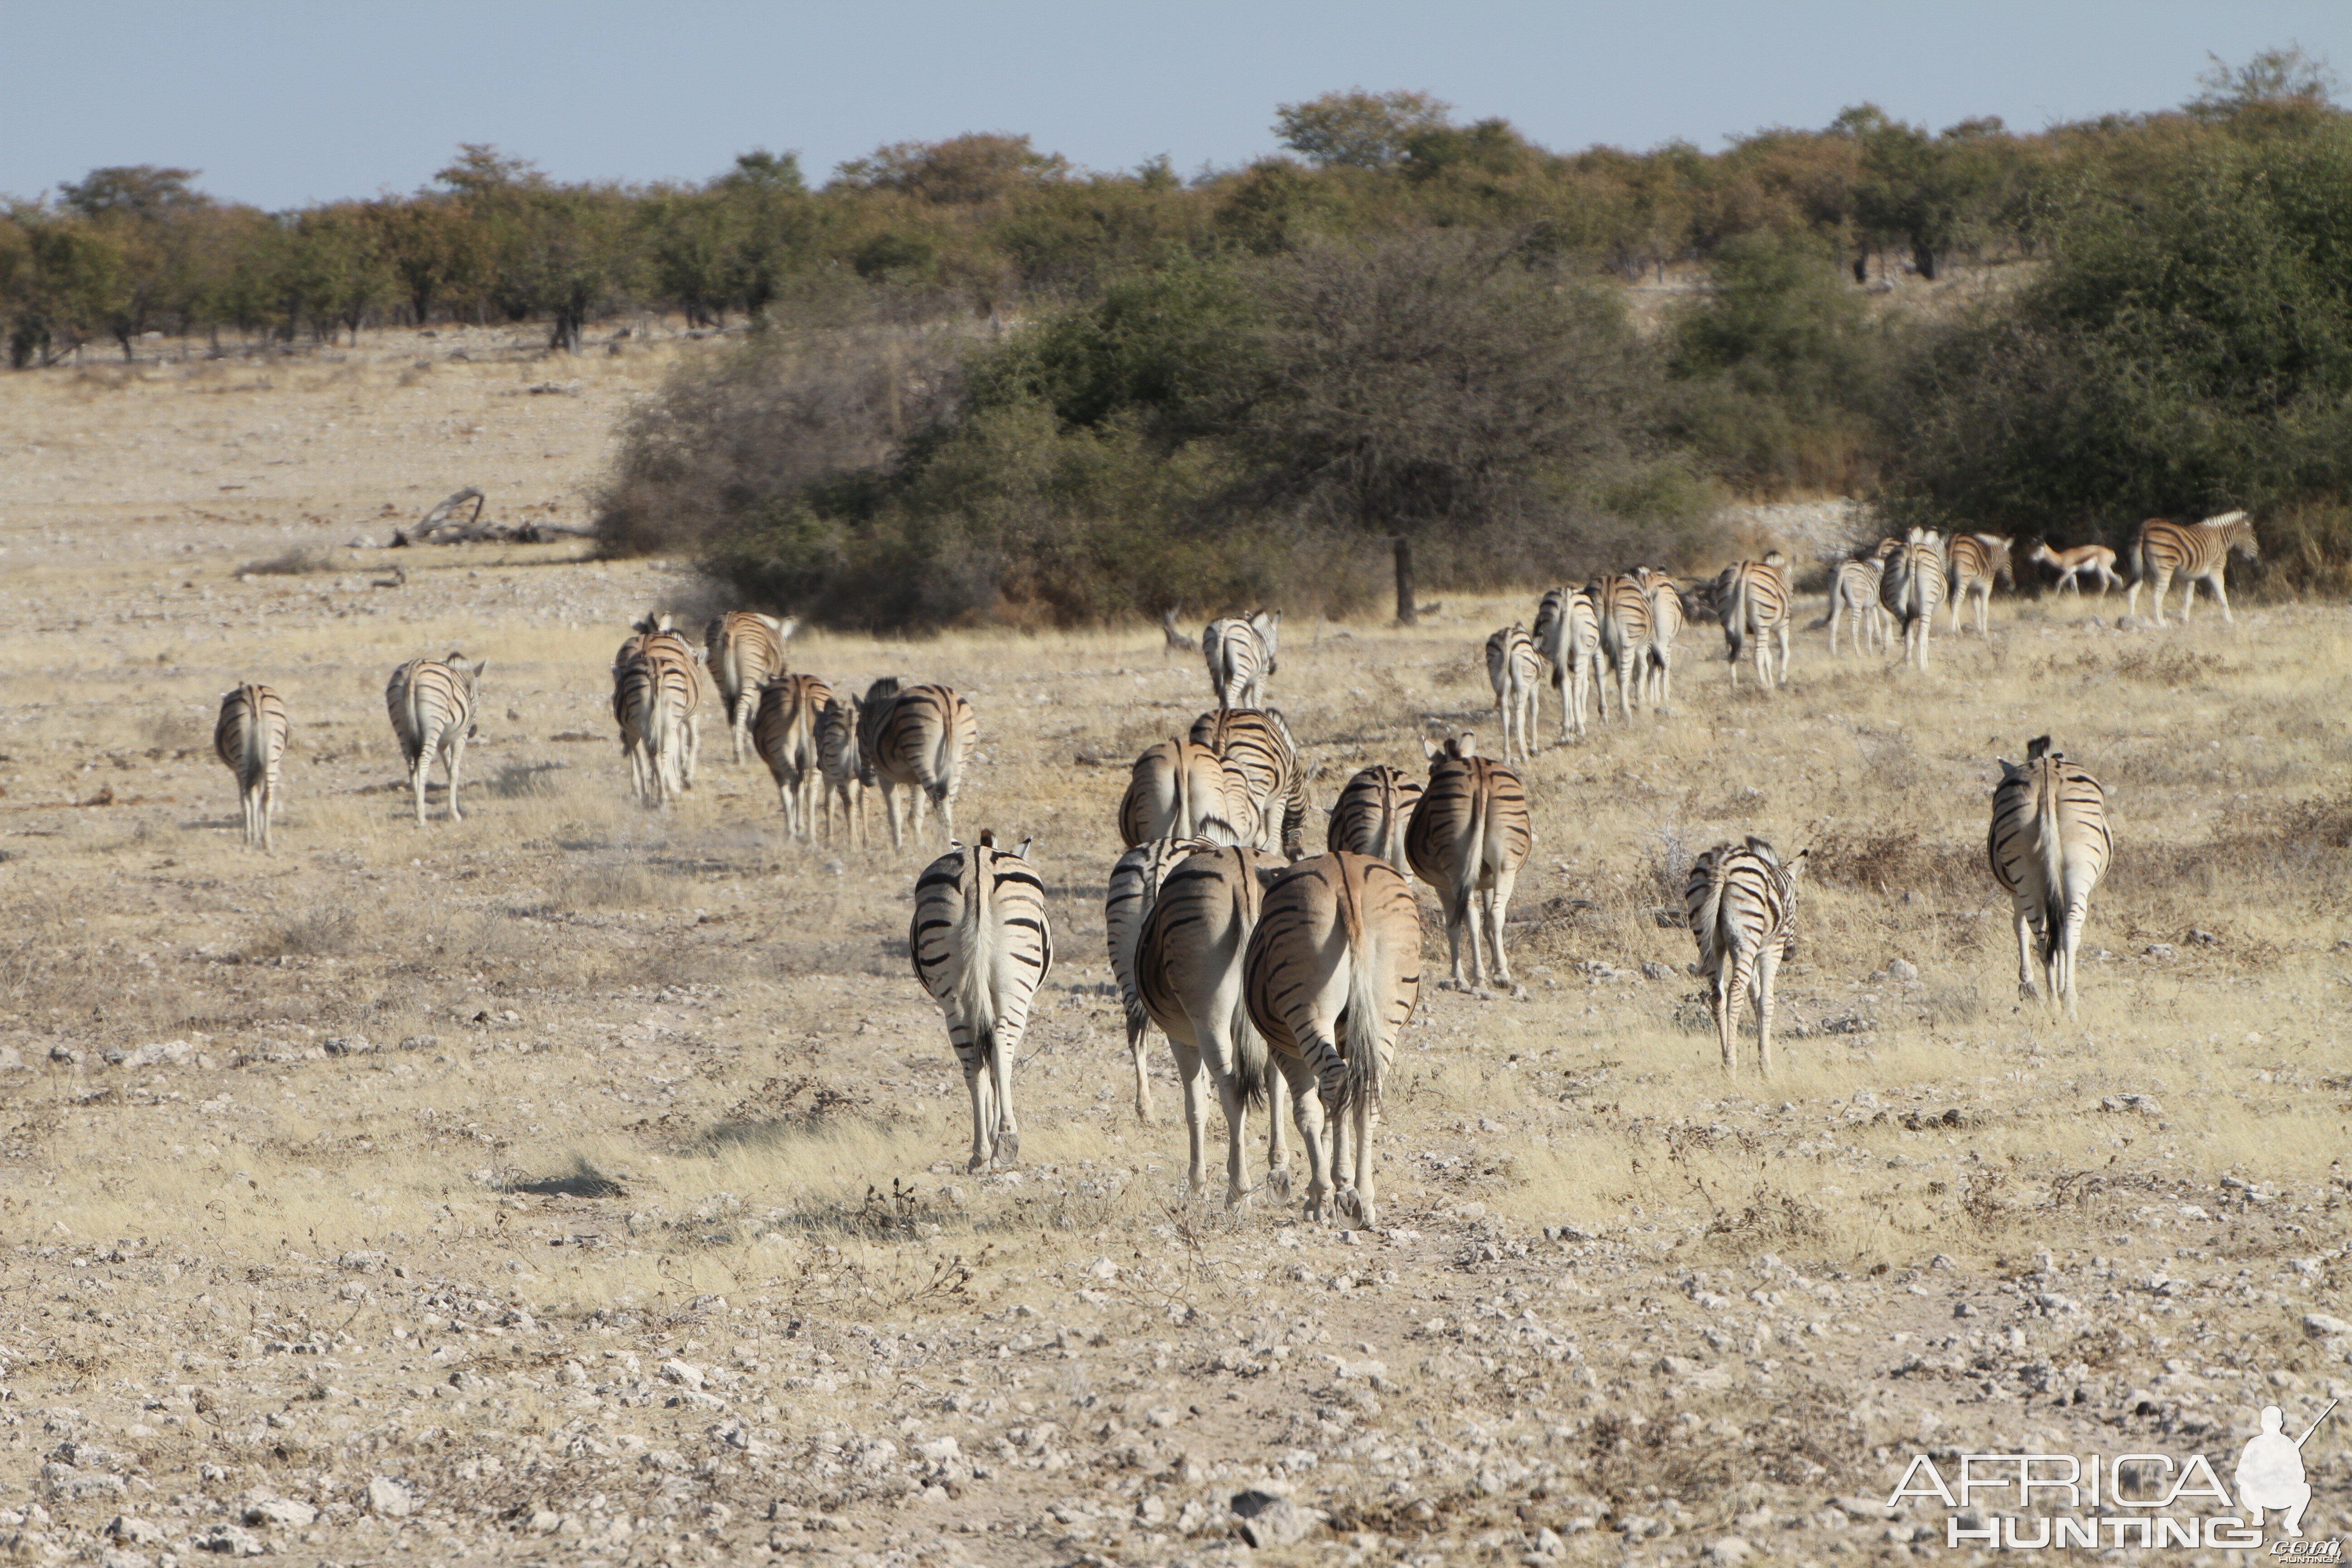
[[3, 1, 2345, 208]]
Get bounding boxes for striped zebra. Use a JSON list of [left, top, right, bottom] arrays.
[[1190, 707, 1308, 859], [1138, 843, 1295, 1203], [1823, 542, 1894, 657], [1946, 534, 2014, 637], [386, 654, 482, 826], [1531, 585, 1600, 742], [1404, 733, 1533, 994], [1879, 528, 1947, 671], [750, 673, 831, 839], [864, 680, 978, 850], [1713, 552, 1793, 690], [1634, 568, 1686, 708], [1685, 836, 1803, 1076], [214, 682, 288, 851], [705, 612, 796, 763], [1590, 573, 1656, 723], [2027, 541, 2122, 598], [1106, 835, 1217, 1123], [910, 830, 1052, 1172], [1484, 623, 1543, 765], [1242, 850, 1421, 1226], [1326, 763, 1421, 874], [815, 692, 867, 848], [2127, 510, 2259, 626], [615, 615, 705, 794], [1202, 610, 1280, 710], [1120, 738, 1256, 849], [1989, 735, 2112, 1017]]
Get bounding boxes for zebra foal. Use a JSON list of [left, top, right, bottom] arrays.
[[815, 692, 867, 848], [1591, 573, 1656, 723], [1880, 528, 1947, 671], [1946, 534, 2014, 637], [1686, 836, 1803, 1075], [1192, 707, 1308, 859], [387, 654, 483, 825], [1242, 851, 1421, 1226], [911, 830, 1052, 1171], [1989, 736, 2112, 1018], [1714, 553, 1793, 689], [1106, 835, 1216, 1123], [215, 682, 288, 850]]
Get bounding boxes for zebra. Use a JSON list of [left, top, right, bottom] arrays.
[[1106, 835, 1217, 1124], [1484, 623, 1543, 765], [2127, 511, 2259, 626], [1202, 610, 1280, 710], [910, 830, 1052, 1172], [1989, 735, 2112, 1018], [705, 612, 795, 764], [214, 682, 288, 851], [750, 673, 831, 839], [1531, 585, 1600, 743], [1634, 568, 1686, 708], [615, 615, 705, 794], [1326, 763, 1421, 875], [1590, 573, 1656, 723], [1137, 843, 1295, 1203], [1242, 850, 1421, 1226], [1946, 534, 2014, 637], [815, 692, 867, 848], [2028, 541, 2122, 598], [1685, 836, 1803, 1075], [1713, 552, 1793, 689], [1879, 528, 1947, 671], [1120, 738, 1256, 849], [1404, 732, 1533, 994], [1823, 543, 1894, 657], [613, 642, 699, 807], [386, 654, 482, 826], [1190, 707, 1308, 859], [864, 680, 978, 850]]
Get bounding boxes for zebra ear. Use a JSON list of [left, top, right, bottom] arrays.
[[1421, 735, 1444, 762], [1744, 834, 1779, 865], [1786, 848, 1808, 880]]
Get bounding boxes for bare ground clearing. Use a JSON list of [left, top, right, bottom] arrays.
[[0, 330, 2347, 1567]]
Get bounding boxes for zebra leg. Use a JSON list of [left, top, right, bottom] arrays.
[[1278, 1052, 1335, 1221], [961, 1056, 993, 1173], [2013, 908, 2040, 1001], [880, 782, 904, 850], [1775, 623, 1790, 686], [2149, 569, 2171, 627], [1976, 588, 1989, 638], [411, 750, 431, 828], [2209, 574, 2232, 624], [1125, 1020, 1155, 1124], [2057, 896, 2090, 1019], [1486, 867, 1521, 989], [2180, 579, 2196, 624], [1711, 956, 1738, 1074], [1263, 1056, 1292, 1198], [1170, 1034, 1210, 1196], [682, 713, 701, 791], [446, 735, 467, 822], [1754, 943, 1782, 1077], [988, 1037, 1019, 1167]]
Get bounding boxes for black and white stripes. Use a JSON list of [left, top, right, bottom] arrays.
[[910, 830, 1053, 1172]]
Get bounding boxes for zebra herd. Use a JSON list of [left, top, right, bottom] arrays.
[[198, 516, 2178, 1217]]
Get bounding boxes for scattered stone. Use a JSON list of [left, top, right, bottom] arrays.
[[1230, 1490, 1321, 1548], [366, 1476, 413, 1518], [2100, 1093, 2163, 1115], [193, 1524, 265, 1556], [106, 1517, 167, 1546], [242, 1498, 317, 1529], [2144, 943, 2176, 960], [1641, 961, 1675, 981], [1085, 1256, 1119, 1282], [1886, 958, 1918, 982], [322, 1036, 373, 1056], [397, 1035, 437, 1053], [1704, 1536, 1753, 1563], [2186, 928, 2218, 946], [1544, 1223, 1594, 1243], [2303, 1313, 2352, 1340], [659, 1358, 707, 1389]]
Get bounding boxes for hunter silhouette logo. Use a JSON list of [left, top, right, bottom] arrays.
[[2237, 1401, 2334, 1539], [1886, 1398, 2339, 1551]]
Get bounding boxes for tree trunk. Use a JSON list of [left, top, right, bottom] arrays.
[[1913, 242, 1937, 281], [1393, 536, 1417, 627], [1852, 253, 1867, 284]]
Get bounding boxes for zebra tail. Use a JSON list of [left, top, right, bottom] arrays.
[[1333, 947, 1391, 1117], [1450, 786, 1488, 963], [1233, 1009, 1270, 1112], [1692, 855, 1731, 966], [1722, 575, 1749, 662], [2034, 767, 2068, 968]]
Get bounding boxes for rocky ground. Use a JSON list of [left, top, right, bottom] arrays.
[[0, 328, 2345, 1567]]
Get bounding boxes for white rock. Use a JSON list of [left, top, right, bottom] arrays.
[[1705, 1537, 1753, 1563], [2303, 1313, 2352, 1340], [1085, 1256, 1118, 1282], [243, 1497, 317, 1529], [366, 1476, 413, 1518], [658, 1358, 706, 1389]]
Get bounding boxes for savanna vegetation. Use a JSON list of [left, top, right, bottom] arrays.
[[14, 49, 2352, 622]]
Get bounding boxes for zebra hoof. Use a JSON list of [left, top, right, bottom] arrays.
[[995, 1129, 1020, 1166], [1334, 1187, 1365, 1223], [1265, 1166, 1294, 1200]]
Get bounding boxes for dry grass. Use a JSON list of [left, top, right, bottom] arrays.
[[0, 326, 2343, 1563]]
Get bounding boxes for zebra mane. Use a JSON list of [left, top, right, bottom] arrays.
[[2201, 510, 2249, 529], [2026, 735, 2053, 761], [1743, 834, 1780, 867]]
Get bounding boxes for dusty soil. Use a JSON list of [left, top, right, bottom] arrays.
[[0, 326, 2346, 1568]]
